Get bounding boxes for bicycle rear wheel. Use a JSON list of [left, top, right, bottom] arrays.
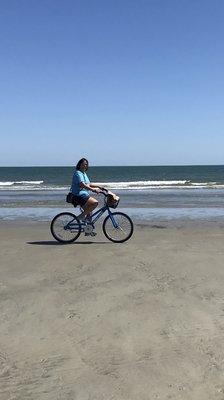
[[50, 212, 81, 243], [103, 212, 134, 243]]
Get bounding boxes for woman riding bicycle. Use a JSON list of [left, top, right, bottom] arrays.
[[51, 160, 133, 243], [70, 158, 104, 222]]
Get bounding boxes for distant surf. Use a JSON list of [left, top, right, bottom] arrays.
[[1, 166, 224, 221], [0, 179, 224, 190], [0, 180, 44, 186], [96, 180, 224, 190]]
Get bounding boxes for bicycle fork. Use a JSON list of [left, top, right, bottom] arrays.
[[108, 211, 119, 229]]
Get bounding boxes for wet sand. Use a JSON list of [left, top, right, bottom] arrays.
[[1, 221, 224, 399]]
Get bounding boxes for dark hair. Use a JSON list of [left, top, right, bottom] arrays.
[[76, 158, 89, 171]]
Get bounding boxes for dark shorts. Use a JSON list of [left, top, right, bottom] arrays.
[[72, 193, 90, 206]]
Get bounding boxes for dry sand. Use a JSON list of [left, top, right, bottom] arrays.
[[1, 221, 224, 399]]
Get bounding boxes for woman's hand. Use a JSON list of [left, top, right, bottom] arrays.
[[92, 188, 101, 194]]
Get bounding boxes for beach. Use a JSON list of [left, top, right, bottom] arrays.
[[1, 220, 224, 399], [1, 0, 224, 396]]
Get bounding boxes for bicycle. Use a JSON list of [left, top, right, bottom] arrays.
[[50, 191, 134, 244]]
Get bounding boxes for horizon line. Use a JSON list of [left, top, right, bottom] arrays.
[[0, 164, 224, 168]]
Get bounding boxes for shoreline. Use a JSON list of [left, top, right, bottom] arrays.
[[1, 216, 224, 232], [0, 206, 224, 228]]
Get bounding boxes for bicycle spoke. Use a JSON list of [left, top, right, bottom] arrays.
[[51, 213, 81, 243], [103, 212, 133, 243]]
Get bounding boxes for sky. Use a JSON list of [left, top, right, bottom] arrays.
[[0, 0, 224, 166]]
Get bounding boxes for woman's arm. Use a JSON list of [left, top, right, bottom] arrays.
[[89, 183, 106, 190], [80, 182, 103, 193]]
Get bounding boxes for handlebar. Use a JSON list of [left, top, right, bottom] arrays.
[[98, 189, 120, 208], [98, 190, 108, 197]]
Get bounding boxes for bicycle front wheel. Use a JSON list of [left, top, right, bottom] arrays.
[[50, 212, 81, 243], [103, 212, 134, 243]]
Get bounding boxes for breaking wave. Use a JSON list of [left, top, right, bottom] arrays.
[[98, 180, 224, 190], [0, 180, 44, 187], [0, 180, 224, 190]]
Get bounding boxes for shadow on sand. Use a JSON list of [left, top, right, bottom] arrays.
[[27, 240, 110, 246]]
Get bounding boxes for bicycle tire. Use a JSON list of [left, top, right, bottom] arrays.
[[50, 212, 81, 243], [102, 212, 134, 243]]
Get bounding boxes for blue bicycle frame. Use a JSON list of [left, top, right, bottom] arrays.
[[67, 203, 119, 232]]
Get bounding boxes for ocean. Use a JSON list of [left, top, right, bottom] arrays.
[[0, 165, 224, 222]]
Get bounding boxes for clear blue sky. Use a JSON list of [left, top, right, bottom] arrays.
[[1, 0, 224, 166]]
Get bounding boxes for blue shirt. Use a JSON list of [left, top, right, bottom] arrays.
[[71, 170, 90, 195]]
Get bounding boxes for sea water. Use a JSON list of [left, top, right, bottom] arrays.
[[0, 165, 224, 222]]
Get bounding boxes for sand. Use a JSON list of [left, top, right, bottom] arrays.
[[1, 221, 224, 399]]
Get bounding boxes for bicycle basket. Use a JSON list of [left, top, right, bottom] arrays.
[[106, 194, 120, 208]]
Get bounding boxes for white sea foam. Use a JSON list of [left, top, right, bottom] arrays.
[[97, 180, 188, 189], [17, 180, 44, 184], [97, 180, 223, 190], [0, 180, 223, 191], [0, 180, 44, 186], [0, 182, 15, 186]]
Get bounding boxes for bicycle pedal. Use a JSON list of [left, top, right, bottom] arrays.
[[85, 231, 97, 237]]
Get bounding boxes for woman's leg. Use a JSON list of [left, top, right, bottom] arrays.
[[78, 197, 98, 220]]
